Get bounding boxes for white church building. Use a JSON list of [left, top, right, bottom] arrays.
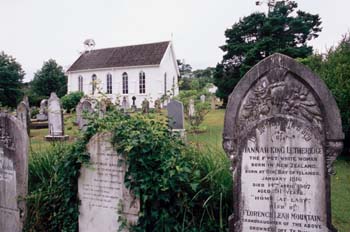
[[67, 41, 180, 107]]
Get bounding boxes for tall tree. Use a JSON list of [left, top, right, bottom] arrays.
[[301, 34, 350, 155], [214, 0, 322, 105], [0, 52, 25, 107], [31, 59, 67, 98]]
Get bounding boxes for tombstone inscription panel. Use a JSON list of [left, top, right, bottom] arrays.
[[223, 54, 343, 232], [78, 132, 139, 232]]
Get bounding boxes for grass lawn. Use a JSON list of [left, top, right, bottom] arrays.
[[187, 109, 350, 232]]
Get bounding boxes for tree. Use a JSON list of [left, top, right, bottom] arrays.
[[31, 59, 67, 98], [0, 52, 25, 107], [300, 34, 350, 155], [214, 0, 322, 105]]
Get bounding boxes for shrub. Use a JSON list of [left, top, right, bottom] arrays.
[[61, 91, 84, 113]]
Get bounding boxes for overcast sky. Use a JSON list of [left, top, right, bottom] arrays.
[[1, 0, 350, 82]]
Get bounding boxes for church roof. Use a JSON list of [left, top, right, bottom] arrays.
[[67, 41, 170, 72]]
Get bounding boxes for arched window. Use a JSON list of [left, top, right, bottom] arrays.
[[78, 75, 83, 92], [122, 72, 128, 94], [164, 73, 167, 94], [106, 73, 112, 94], [139, 71, 146, 94], [92, 74, 97, 94]]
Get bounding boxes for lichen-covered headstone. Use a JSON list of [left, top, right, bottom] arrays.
[[0, 112, 29, 232], [45, 92, 68, 141], [78, 132, 139, 232], [223, 54, 343, 232], [121, 97, 129, 112]]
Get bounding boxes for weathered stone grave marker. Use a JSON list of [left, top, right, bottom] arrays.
[[0, 112, 29, 232], [78, 132, 139, 232], [188, 98, 195, 118], [45, 92, 69, 141], [16, 100, 30, 135], [141, 98, 150, 114], [167, 100, 186, 138], [121, 97, 129, 112], [223, 54, 343, 232], [211, 96, 216, 110], [200, 94, 206, 103], [36, 99, 48, 121]]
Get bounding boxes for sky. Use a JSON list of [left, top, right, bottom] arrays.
[[1, 0, 350, 82]]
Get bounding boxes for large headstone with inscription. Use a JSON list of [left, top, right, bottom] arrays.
[[78, 132, 139, 232], [223, 54, 343, 232], [0, 112, 29, 232]]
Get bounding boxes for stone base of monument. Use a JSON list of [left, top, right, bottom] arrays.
[[36, 114, 48, 121], [171, 129, 186, 141], [44, 135, 69, 141]]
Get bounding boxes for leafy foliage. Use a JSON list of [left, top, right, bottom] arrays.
[[300, 34, 350, 154], [61, 91, 84, 113], [25, 142, 89, 232], [26, 109, 232, 231], [0, 51, 25, 107], [214, 0, 322, 105], [31, 59, 67, 98]]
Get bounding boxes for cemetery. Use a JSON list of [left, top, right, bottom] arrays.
[[1, 1, 350, 232]]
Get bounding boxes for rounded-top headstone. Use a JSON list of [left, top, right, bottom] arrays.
[[223, 53, 343, 232]]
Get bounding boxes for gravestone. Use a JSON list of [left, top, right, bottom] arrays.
[[200, 94, 206, 103], [99, 100, 107, 118], [76, 101, 83, 126], [223, 54, 343, 232], [211, 96, 216, 110], [16, 100, 30, 135], [45, 92, 69, 141], [0, 112, 29, 232], [131, 96, 137, 112], [78, 132, 139, 232], [154, 99, 161, 113], [79, 100, 94, 130], [188, 99, 195, 117], [141, 98, 150, 114], [167, 100, 186, 139], [36, 99, 48, 121], [121, 97, 129, 112]]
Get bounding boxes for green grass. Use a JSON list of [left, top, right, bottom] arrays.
[[187, 109, 350, 232], [30, 113, 79, 151]]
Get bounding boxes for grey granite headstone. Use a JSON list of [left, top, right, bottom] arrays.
[[78, 132, 139, 232], [36, 99, 48, 121], [223, 54, 343, 232], [16, 101, 30, 135], [0, 112, 29, 232], [45, 93, 68, 141], [167, 100, 184, 130]]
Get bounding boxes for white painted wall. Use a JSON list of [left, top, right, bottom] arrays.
[[67, 43, 179, 108]]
